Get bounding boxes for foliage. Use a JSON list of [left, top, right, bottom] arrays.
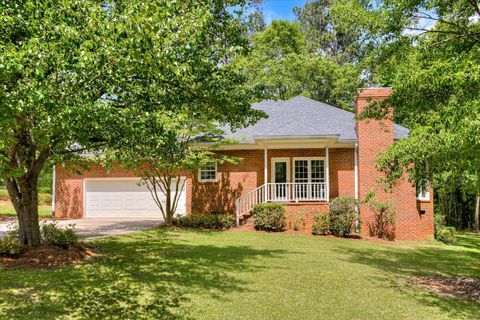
[[174, 213, 235, 230], [437, 227, 457, 245], [345, 0, 480, 232], [0, 229, 23, 258], [0, 0, 262, 245], [105, 0, 263, 226], [0, 0, 126, 246], [368, 200, 396, 240], [328, 197, 357, 237], [434, 212, 446, 239], [293, 0, 371, 63], [311, 212, 330, 235], [40, 222, 78, 249], [252, 203, 286, 232], [288, 210, 306, 231], [235, 19, 365, 110]]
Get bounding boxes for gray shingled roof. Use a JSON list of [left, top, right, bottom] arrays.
[[223, 96, 409, 143]]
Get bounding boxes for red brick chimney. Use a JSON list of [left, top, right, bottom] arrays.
[[354, 88, 434, 240]]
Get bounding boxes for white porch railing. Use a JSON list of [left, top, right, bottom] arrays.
[[235, 182, 327, 225]]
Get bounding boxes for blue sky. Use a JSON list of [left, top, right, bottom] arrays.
[[260, 0, 308, 24]]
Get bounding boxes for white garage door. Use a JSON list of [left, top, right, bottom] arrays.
[[85, 179, 186, 219]]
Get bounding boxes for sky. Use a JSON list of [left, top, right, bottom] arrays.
[[259, 0, 308, 24]]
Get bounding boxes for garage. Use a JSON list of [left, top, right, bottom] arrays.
[[84, 178, 186, 219]]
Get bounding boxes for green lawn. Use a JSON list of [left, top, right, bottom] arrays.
[[0, 202, 52, 218], [1, 229, 479, 320]]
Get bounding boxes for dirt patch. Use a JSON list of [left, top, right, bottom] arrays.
[[414, 276, 480, 302], [0, 244, 98, 269]]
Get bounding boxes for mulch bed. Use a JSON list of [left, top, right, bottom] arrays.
[[0, 244, 98, 269], [414, 276, 480, 302]]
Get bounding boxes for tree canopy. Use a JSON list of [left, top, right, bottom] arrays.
[[0, 0, 262, 245]]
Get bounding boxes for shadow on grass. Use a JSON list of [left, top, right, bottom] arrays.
[[0, 228, 290, 319], [337, 240, 480, 320], [455, 232, 480, 250]]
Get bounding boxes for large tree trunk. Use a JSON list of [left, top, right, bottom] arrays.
[[5, 176, 41, 246], [475, 194, 479, 234]]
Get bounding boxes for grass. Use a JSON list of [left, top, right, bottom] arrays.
[[1, 229, 479, 319], [0, 203, 52, 218], [0, 189, 52, 218]]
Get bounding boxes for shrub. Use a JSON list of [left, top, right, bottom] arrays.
[[437, 227, 456, 245], [434, 213, 446, 239], [289, 210, 305, 231], [369, 200, 396, 240], [40, 222, 78, 249], [328, 197, 357, 237], [312, 212, 330, 235], [174, 213, 234, 229], [0, 229, 23, 257], [252, 203, 286, 232]]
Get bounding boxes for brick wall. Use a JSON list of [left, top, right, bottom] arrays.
[[191, 148, 354, 213], [355, 88, 433, 240], [54, 164, 192, 218]]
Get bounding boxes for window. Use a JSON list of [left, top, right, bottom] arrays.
[[198, 161, 217, 182], [416, 180, 430, 201], [293, 158, 326, 200]]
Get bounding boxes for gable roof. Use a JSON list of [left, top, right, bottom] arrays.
[[223, 96, 409, 144]]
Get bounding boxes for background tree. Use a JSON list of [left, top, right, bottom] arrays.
[[236, 19, 365, 110], [293, 0, 369, 63]]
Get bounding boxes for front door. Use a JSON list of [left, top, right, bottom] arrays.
[[271, 159, 290, 201]]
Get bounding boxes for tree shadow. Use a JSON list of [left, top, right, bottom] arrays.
[[454, 232, 480, 250], [336, 241, 480, 319], [0, 229, 291, 319]]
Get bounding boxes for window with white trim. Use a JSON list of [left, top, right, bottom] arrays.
[[198, 161, 217, 182], [416, 180, 430, 201]]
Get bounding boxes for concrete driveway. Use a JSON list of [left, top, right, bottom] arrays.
[[0, 218, 163, 239]]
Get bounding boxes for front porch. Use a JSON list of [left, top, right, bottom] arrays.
[[233, 140, 358, 225]]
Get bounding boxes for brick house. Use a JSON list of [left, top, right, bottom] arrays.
[[53, 88, 434, 240]]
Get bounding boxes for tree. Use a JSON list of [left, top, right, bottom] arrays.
[[0, 0, 262, 246], [103, 0, 263, 224], [109, 113, 217, 226], [0, 0, 120, 246], [244, 9, 266, 34], [236, 20, 365, 109], [350, 0, 480, 232], [293, 0, 371, 63]]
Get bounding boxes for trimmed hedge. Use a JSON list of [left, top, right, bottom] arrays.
[[252, 203, 286, 232], [174, 213, 234, 230]]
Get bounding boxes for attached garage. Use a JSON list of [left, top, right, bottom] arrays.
[[84, 178, 186, 219]]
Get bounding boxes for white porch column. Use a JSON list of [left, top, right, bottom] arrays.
[[325, 146, 330, 202], [264, 146, 268, 201]]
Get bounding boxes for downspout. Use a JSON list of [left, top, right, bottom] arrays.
[[354, 143, 359, 230], [51, 164, 56, 217]]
